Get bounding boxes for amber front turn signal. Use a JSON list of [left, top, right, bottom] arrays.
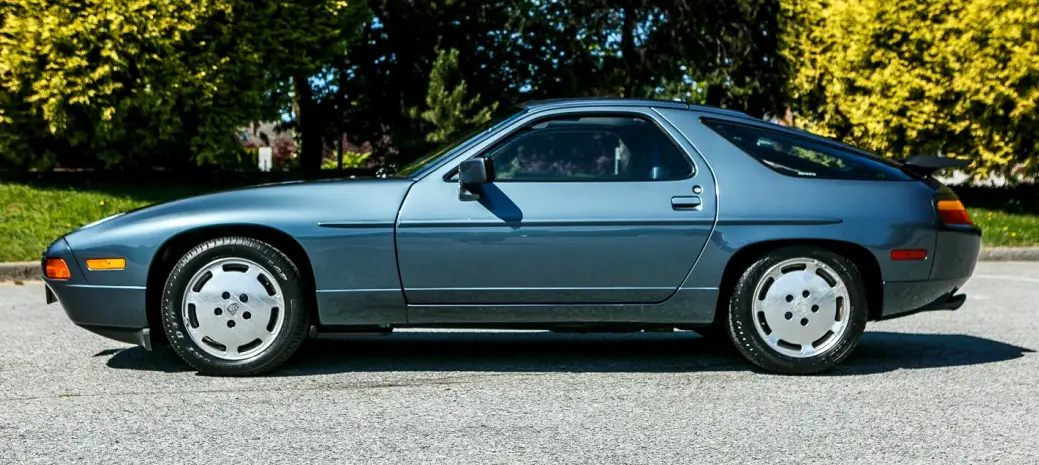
[[937, 199, 973, 226], [85, 258, 126, 271], [44, 258, 72, 280]]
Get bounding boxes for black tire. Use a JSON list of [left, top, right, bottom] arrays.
[[160, 236, 310, 376], [726, 246, 868, 375]]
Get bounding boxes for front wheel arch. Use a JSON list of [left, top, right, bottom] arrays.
[[146, 224, 318, 348]]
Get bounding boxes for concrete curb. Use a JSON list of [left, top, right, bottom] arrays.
[[3, 247, 1039, 282], [977, 247, 1039, 261], [0, 261, 39, 282]]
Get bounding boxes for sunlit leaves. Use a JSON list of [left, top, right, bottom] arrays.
[[782, 0, 1039, 178], [0, 0, 367, 170]]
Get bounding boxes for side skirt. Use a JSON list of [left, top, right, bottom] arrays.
[[405, 288, 719, 325]]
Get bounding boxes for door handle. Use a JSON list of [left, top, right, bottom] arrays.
[[671, 196, 702, 210]]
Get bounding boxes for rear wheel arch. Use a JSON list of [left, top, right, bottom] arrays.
[[714, 239, 884, 324], [146, 225, 318, 347]]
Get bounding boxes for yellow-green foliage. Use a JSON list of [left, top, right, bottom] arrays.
[[0, 0, 367, 170], [782, 0, 1039, 177], [321, 151, 372, 169], [0, 0, 232, 167]]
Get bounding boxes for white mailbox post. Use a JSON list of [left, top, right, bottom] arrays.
[[258, 147, 273, 172]]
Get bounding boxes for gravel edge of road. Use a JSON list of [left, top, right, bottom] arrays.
[[4, 247, 1039, 282]]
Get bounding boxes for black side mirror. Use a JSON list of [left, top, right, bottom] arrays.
[[458, 157, 495, 186], [457, 158, 495, 201]]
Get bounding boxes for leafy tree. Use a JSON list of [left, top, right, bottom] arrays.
[[1, 0, 790, 173], [782, 0, 1039, 177], [0, 0, 232, 169], [0, 0, 367, 171], [334, 0, 525, 163], [411, 48, 497, 145], [338, 0, 789, 167], [508, 0, 787, 116]]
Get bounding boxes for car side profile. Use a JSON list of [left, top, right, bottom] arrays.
[[41, 98, 982, 376]]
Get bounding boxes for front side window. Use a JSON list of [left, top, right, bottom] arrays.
[[399, 107, 527, 178], [702, 118, 912, 181], [476, 115, 694, 181]]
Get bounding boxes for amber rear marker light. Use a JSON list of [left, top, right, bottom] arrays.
[[45, 258, 72, 280], [85, 258, 126, 271], [937, 199, 973, 226]]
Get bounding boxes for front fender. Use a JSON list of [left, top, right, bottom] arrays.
[[59, 179, 413, 289]]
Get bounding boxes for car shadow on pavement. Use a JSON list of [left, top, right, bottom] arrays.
[[104, 330, 1034, 376]]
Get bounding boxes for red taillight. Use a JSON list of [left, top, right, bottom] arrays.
[[937, 199, 973, 226], [891, 249, 928, 261]]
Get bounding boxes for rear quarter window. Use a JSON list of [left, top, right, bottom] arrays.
[[701, 118, 913, 181]]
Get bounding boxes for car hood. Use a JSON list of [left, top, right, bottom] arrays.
[[67, 177, 416, 238]]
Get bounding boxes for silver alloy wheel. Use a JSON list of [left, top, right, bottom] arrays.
[[750, 257, 851, 358], [181, 257, 287, 361]]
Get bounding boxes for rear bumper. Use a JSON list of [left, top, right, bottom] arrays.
[[881, 282, 968, 321], [929, 225, 982, 281], [877, 219, 981, 321], [917, 292, 966, 312], [878, 281, 967, 320]]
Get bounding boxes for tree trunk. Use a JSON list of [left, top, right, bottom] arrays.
[[705, 83, 725, 107], [294, 76, 323, 173], [336, 57, 348, 170], [620, 5, 638, 97]]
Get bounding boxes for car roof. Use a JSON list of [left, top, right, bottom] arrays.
[[517, 97, 756, 120], [517, 97, 901, 166]]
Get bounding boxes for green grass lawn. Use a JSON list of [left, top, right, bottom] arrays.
[[969, 208, 1039, 247], [0, 183, 208, 262], [2, 182, 1038, 262]]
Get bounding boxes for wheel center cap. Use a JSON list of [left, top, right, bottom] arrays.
[[227, 302, 241, 316], [793, 300, 811, 315]]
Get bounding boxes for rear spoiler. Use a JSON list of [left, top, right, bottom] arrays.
[[900, 155, 971, 178]]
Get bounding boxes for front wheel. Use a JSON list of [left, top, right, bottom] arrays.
[[727, 246, 868, 374], [160, 237, 310, 376]]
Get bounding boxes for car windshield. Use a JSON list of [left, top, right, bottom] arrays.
[[398, 107, 527, 178]]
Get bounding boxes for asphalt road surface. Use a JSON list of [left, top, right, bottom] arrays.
[[2, 262, 1038, 464]]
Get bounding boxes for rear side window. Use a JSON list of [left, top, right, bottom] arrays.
[[701, 119, 912, 181]]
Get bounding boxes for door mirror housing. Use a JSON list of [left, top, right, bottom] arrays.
[[458, 157, 495, 186]]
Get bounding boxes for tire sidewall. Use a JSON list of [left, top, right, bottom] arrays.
[[728, 246, 868, 374], [161, 237, 308, 375]]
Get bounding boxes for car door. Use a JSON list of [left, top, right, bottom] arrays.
[[395, 107, 717, 306]]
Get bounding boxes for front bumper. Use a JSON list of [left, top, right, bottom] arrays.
[[45, 281, 149, 327], [78, 325, 153, 350], [45, 280, 153, 348], [42, 238, 153, 349]]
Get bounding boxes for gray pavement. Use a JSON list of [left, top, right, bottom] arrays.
[[2, 262, 1038, 464]]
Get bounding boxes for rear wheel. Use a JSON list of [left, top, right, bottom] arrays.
[[727, 246, 867, 374], [160, 236, 309, 376]]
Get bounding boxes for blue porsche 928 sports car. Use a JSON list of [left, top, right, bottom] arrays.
[[41, 98, 981, 376]]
